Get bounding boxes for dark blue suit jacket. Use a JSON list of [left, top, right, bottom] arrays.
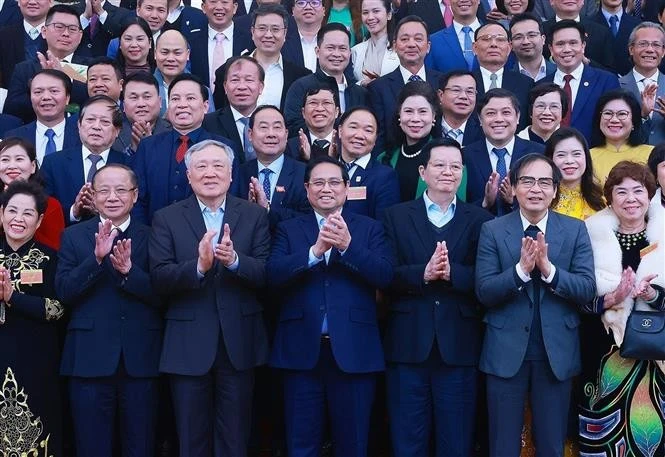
[[280, 17, 305, 68], [459, 114, 485, 146], [40, 146, 127, 225], [268, 211, 393, 372], [57, 217, 163, 378], [233, 156, 310, 229], [463, 137, 545, 214], [367, 67, 444, 151], [540, 66, 620, 142], [131, 128, 239, 224], [476, 210, 596, 380], [0, 0, 20, 28], [234, 0, 257, 17], [76, 3, 132, 58], [150, 194, 270, 373], [187, 22, 253, 87], [0, 114, 22, 137], [589, 10, 640, 76], [0, 22, 45, 89], [425, 26, 479, 73], [6, 116, 82, 153], [163, 6, 208, 36], [382, 198, 492, 365], [344, 159, 400, 221]]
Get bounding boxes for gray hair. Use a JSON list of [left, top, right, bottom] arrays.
[[628, 21, 665, 46], [184, 140, 235, 168]]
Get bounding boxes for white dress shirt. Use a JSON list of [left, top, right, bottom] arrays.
[[398, 64, 427, 83], [257, 153, 285, 201], [346, 151, 372, 179], [23, 19, 45, 40], [252, 51, 284, 108], [208, 23, 234, 85], [35, 119, 66, 166], [167, 1, 184, 23], [515, 211, 557, 283], [309, 130, 334, 144], [486, 136, 515, 171], [453, 19, 481, 52], [479, 66, 504, 92], [553, 62, 584, 108], [518, 57, 548, 82], [230, 105, 251, 148], [442, 118, 468, 144], [633, 68, 659, 93], [69, 146, 110, 221], [300, 33, 318, 73]]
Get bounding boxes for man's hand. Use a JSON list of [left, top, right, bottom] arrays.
[[482, 172, 500, 209], [324, 212, 351, 251], [94, 219, 120, 264], [424, 242, 446, 282], [130, 120, 152, 151], [215, 223, 237, 267], [37, 51, 64, 71], [110, 239, 132, 275], [249, 177, 269, 208], [534, 231, 551, 278], [73, 183, 96, 219], [298, 128, 312, 161], [197, 229, 217, 274], [519, 237, 538, 275], [498, 175, 513, 205], [641, 83, 658, 118]]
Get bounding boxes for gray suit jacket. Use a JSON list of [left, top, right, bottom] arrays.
[[475, 211, 596, 381], [620, 70, 665, 145]]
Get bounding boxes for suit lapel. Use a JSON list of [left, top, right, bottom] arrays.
[[443, 202, 470, 254], [183, 195, 207, 241], [67, 147, 85, 191], [572, 67, 594, 123], [221, 108, 244, 160], [273, 157, 295, 207], [301, 212, 320, 249], [409, 199, 436, 255], [222, 195, 242, 244], [386, 69, 404, 99]]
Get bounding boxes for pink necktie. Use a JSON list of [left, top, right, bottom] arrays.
[[442, 0, 453, 28], [211, 33, 226, 91]]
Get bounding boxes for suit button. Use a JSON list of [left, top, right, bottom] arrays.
[[87, 43, 92, 48], [174, 185, 178, 189], [435, 300, 440, 306], [175, 170, 180, 175], [524, 326, 529, 332]]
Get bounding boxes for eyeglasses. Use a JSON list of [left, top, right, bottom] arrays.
[[307, 179, 345, 189], [253, 25, 286, 34], [633, 40, 665, 50], [443, 87, 477, 97], [305, 99, 336, 109], [517, 176, 554, 189], [46, 22, 82, 34], [427, 162, 464, 173], [601, 110, 630, 120], [294, 0, 322, 7], [476, 34, 509, 44], [94, 187, 137, 198], [511, 32, 541, 42], [533, 102, 562, 113]]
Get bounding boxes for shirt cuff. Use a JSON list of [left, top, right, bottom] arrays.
[[226, 252, 239, 271], [99, 10, 108, 23], [80, 14, 89, 28], [542, 263, 556, 283], [69, 205, 81, 222], [308, 246, 324, 268], [515, 263, 531, 283]]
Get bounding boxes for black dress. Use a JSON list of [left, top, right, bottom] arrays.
[[0, 238, 63, 456]]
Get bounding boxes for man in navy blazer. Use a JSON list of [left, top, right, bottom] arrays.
[[475, 153, 595, 455], [233, 106, 310, 229], [424, 0, 482, 73], [382, 138, 492, 457], [41, 96, 126, 225], [589, 0, 640, 76], [57, 164, 162, 457], [163, 0, 207, 35], [509, 13, 556, 82], [0, 114, 22, 137], [463, 89, 544, 214], [438, 70, 485, 145], [150, 140, 270, 457], [268, 155, 393, 457], [76, 0, 132, 58], [132, 74, 238, 224], [6, 70, 81, 165], [368, 16, 444, 151], [541, 20, 620, 142]]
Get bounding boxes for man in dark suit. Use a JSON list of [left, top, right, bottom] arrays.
[[0, 0, 49, 88], [212, 4, 311, 110], [438, 70, 485, 145], [541, 20, 620, 142], [76, 0, 132, 58], [284, 22, 367, 136], [368, 16, 444, 152], [57, 164, 162, 457], [41, 95, 126, 225], [0, 0, 21, 28], [509, 13, 556, 82], [149, 139, 270, 457], [234, 105, 310, 228], [590, 0, 640, 76], [463, 89, 544, 215], [286, 85, 339, 161], [132, 74, 238, 224], [542, 0, 616, 72], [186, 0, 253, 90], [163, 0, 207, 35], [6, 5, 90, 123], [282, 0, 325, 72], [475, 153, 596, 455], [472, 21, 533, 128], [267, 155, 393, 457], [234, 0, 257, 17], [6, 69, 81, 165], [203, 56, 263, 163], [425, 0, 482, 73], [382, 137, 492, 457]]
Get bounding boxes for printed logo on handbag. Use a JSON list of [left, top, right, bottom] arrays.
[[642, 318, 653, 328]]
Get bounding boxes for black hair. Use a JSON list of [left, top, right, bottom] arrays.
[[386, 81, 442, 153], [438, 69, 476, 91], [168, 73, 209, 101], [304, 155, 349, 183], [509, 153, 562, 191], [509, 12, 544, 35], [590, 89, 642, 148], [249, 104, 284, 128], [45, 4, 82, 28], [302, 85, 340, 109], [116, 17, 156, 75], [316, 22, 351, 46], [476, 88, 520, 115], [528, 83, 568, 122], [1, 179, 48, 216], [648, 143, 665, 187], [547, 19, 585, 45], [252, 4, 290, 28], [122, 70, 160, 98], [223, 55, 266, 83], [79, 95, 124, 128], [92, 163, 138, 188], [393, 14, 429, 40], [420, 137, 464, 166], [87, 57, 124, 81], [338, 105, 378, 127], [29, 69, 72, 97]]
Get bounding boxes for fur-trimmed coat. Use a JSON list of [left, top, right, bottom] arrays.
[[585, 190, 665, 347]]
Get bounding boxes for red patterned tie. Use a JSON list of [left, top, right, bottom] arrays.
[[442, 0, 453, 27], [561, 74, 573, 127], [175, 135, 189, 163]]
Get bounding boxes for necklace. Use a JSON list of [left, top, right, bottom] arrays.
[[401, 145, 421, 159], [614, 228, 647, 250]]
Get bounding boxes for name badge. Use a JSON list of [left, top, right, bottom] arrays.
[[20, 269, 43, 285], [640, 242, 658, 258], [276, 185, 286, 193], [347, 186, 367, 201]]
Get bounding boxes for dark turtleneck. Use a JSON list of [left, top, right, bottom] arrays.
[[395, 136, 430, 202]]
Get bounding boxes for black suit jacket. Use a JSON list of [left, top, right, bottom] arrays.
[[473, 69, 534, 129], [382, 198, 492, 365], [201, 106, 246, 160], [543, 18, 616, 72], [282, 18, 306, 68], [0, 23, 45, 89], [212, 58, 311, 110], [0, 0, 20, 28], [589, 10, 640, 76], [150, 194, 270, 373], [444, 114, 485, 146], [234, 0, 258, 17], [76, 3, 132, 58]]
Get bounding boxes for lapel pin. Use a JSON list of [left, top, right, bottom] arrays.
[[355, 176, 361, 183], [584, 81, 589, 87]]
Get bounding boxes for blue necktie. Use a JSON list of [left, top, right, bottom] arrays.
[[493, 147, 508, 215], [609, 15, 619, 37], [240, 117, 256, 161], [462, 26, 474, 70], [86, 154, 102, 183], [260, 168, 273, 202], [409, 74, 423, 82], [44, 128, 57, 156]]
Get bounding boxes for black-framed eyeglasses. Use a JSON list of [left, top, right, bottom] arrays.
[[46, 22, 82, 34], [517, 176, 555, 189]]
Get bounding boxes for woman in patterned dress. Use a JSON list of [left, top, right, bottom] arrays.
[[0, 180, 64, 456]]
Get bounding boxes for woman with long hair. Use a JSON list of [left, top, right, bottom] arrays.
[[116, 17, 156, 77], [323, 0, 365, 46]]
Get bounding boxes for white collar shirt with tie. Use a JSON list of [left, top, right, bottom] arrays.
[[553, 62, 584, 108], [23, 20, 45, 39], [35, 119, 66, 166], [633, 68, 659, 92], [479, 66, 504, 92], [99, 215, 131, 234], [442, 118, 468, 144], [515, 210, 557, 283], [68, 146, 109, 222], [257, 154, 285, 202], [399, 65, 427, 84], [346, 152, 372, 179], [208, 23, 234, 87], [453, 20, 481, 52], [230, 105, 253, 149], [485, 137, 515, 172]]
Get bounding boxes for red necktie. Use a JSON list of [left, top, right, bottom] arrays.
[[561, 74, 573, 127], [442, 0, 453, 27], [175, 135, 189, 163]]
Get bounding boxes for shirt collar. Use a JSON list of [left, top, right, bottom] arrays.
[[519, 210, 548, 233], [453, 19, 481, 34], [633, 68, 659, 84], [230, 105, 252, 122], [321, 69, 347, 87], [518, 57, 546, 76], [209, 22, 233, 40], [486, 136, 515, 155], [399, 64, 426, 83], [555, 15, 581, 22], [249, 50, 284, 69], [24, 20, 45, 37], [196, 196, 226, 214], [350, 152, 372, 170], [601, 7, 623, 22], [442, 118, 468, 134], [36, 118, 66, 137], [99, 215, 131, 232], [479, 65, 504, 79], [423, 191, 457, 214], [62, 53, 75, 63], [555, 62, 584, 81], [257, 153, 285, 175], [81, 144, 110, 162], [309, 130, 334, 143]]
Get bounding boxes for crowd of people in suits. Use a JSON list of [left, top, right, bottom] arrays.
[[0, 0, 665, 455]]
